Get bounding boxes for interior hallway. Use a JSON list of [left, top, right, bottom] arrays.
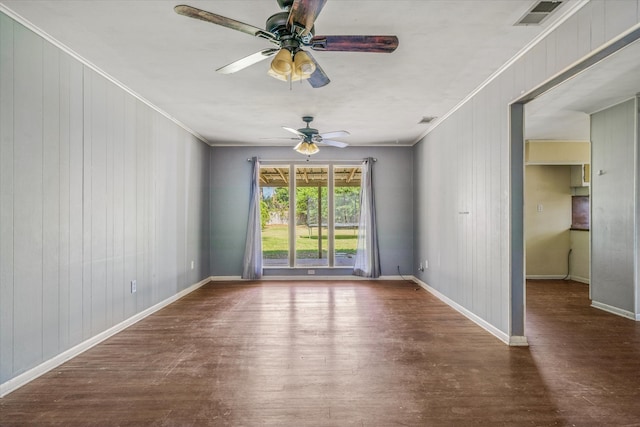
[[1, 279, 639, 425]]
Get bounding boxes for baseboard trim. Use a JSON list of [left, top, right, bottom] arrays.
[[570, 275, 590, 284], [0, 276, 212, 398], [591, 300, 637, 321], [526, 275, 590, 284], [209, 275, 411, 281], [508, 336, 529, 346], [210, 276, 243, 281], [263, 275, 368, 280], [412, 278, 527, 347]]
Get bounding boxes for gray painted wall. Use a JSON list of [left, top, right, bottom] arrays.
[[591, 98, 637, 313], [0, 14, 211, 385], [413, 0, 640, 337], [209, 146, 413, 277]]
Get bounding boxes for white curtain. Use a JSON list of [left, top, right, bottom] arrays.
[[242, 157, 262, 279], [353, 158, 381, 278]]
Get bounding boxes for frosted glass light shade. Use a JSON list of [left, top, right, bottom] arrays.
[[293, 141, 320, 155]]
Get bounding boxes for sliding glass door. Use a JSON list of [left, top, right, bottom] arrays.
[[295, 166, 329, 267], [260, 163, 361, 268], [260, 166, 290, 267], [334, 167, 361, 267]]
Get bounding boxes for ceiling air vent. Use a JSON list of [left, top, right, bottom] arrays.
[[515, 1, 563, 26]]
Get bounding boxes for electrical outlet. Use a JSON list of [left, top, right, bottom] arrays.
[[308, 269, 315, 275], [190, 260, 194, 270], [425, 260, 429, 269], [131, 280, 137, 294]]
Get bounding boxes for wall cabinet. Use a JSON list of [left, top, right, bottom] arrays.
[[570, 164, 590, 187]]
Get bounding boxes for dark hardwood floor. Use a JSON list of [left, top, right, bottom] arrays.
[[1, 279, 639, 426]]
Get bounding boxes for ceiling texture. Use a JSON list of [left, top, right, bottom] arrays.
[[0, 0, 598, 148], [525, 37, 640, 141]]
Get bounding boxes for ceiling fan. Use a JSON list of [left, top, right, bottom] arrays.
[[174, 0, 399, 88], [279, 116, 349, 155]]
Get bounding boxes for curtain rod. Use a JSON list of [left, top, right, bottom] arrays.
[[247, 158, 377, 162]]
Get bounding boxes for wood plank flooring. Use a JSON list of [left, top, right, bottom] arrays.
[[1, 279, 639, 425]]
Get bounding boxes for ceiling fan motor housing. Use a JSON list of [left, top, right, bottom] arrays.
[[299, 116, 319, 141], [276, 0, 295, 11], [266, 11, 314, 45]]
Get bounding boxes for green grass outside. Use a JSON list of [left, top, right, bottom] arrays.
[[262, 224, 357, 259]]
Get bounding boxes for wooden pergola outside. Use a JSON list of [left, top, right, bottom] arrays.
[[260, 166, 361, 262]]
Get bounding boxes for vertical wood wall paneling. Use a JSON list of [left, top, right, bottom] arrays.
[[472, 89, 489, 320], [589, 0, 606, 50], [604, 0, 638, 42], [0, 13, 15, 382], [413, 0, 640, 338], [499, 66, 515, 333], [187, 134, 199, 287], [529, 40, 546, 87], [443, 120, 458, 300], [591, 99, 636, 312], [1, 12, 212, 388], [42, 41, 61, 360], [576, 5, 593, 59], [460, 103, 474, 310], [82, 67, 93, 340], [144, 107, 155, 309], [135, 99, 147, 312], [176, 131, 187, 290], [637, 96, 640, 317], [555, 14, 579, 73], [13, 23, 44, 373], [90, 72, 108, 335], [122, 95, 137, 320], [58, 52, 71, 352], [154, 117, 178, 299], [486, 78, 503, 330], [68, 59, 84, 347], [109, 84, 125, 325], [545, 31, 557, 78], [104, 82, 117, 327], [150, 113, 163, 302]]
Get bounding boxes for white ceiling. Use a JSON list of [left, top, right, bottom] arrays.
[[525, 38, 640, 141], [0, 0, 592, 147]]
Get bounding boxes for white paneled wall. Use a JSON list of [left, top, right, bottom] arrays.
[[0, 13, 210, 386], [413, 0, 640, 340], [591, 98, 637, 314]]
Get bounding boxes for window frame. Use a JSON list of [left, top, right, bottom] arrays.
[[259, 160, 362, 269]]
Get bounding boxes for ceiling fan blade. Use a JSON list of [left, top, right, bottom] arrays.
[[216, 49, 279, 74], [287, 0, 328, 35], [283, 127, 306, 138], [319, 139, 349, 148], [304, 51, 330, 88], [174, 5, 277, 43], [320, 130, 350, 139], [309, 35, 399, 53]]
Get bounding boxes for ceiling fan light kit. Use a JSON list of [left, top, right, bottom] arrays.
[[270, 48, 293, 75], [283, 116, 349, 156], [294, 141, 320, 155], [268, 48, 316, 82], [174, 0, 399, 88]]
